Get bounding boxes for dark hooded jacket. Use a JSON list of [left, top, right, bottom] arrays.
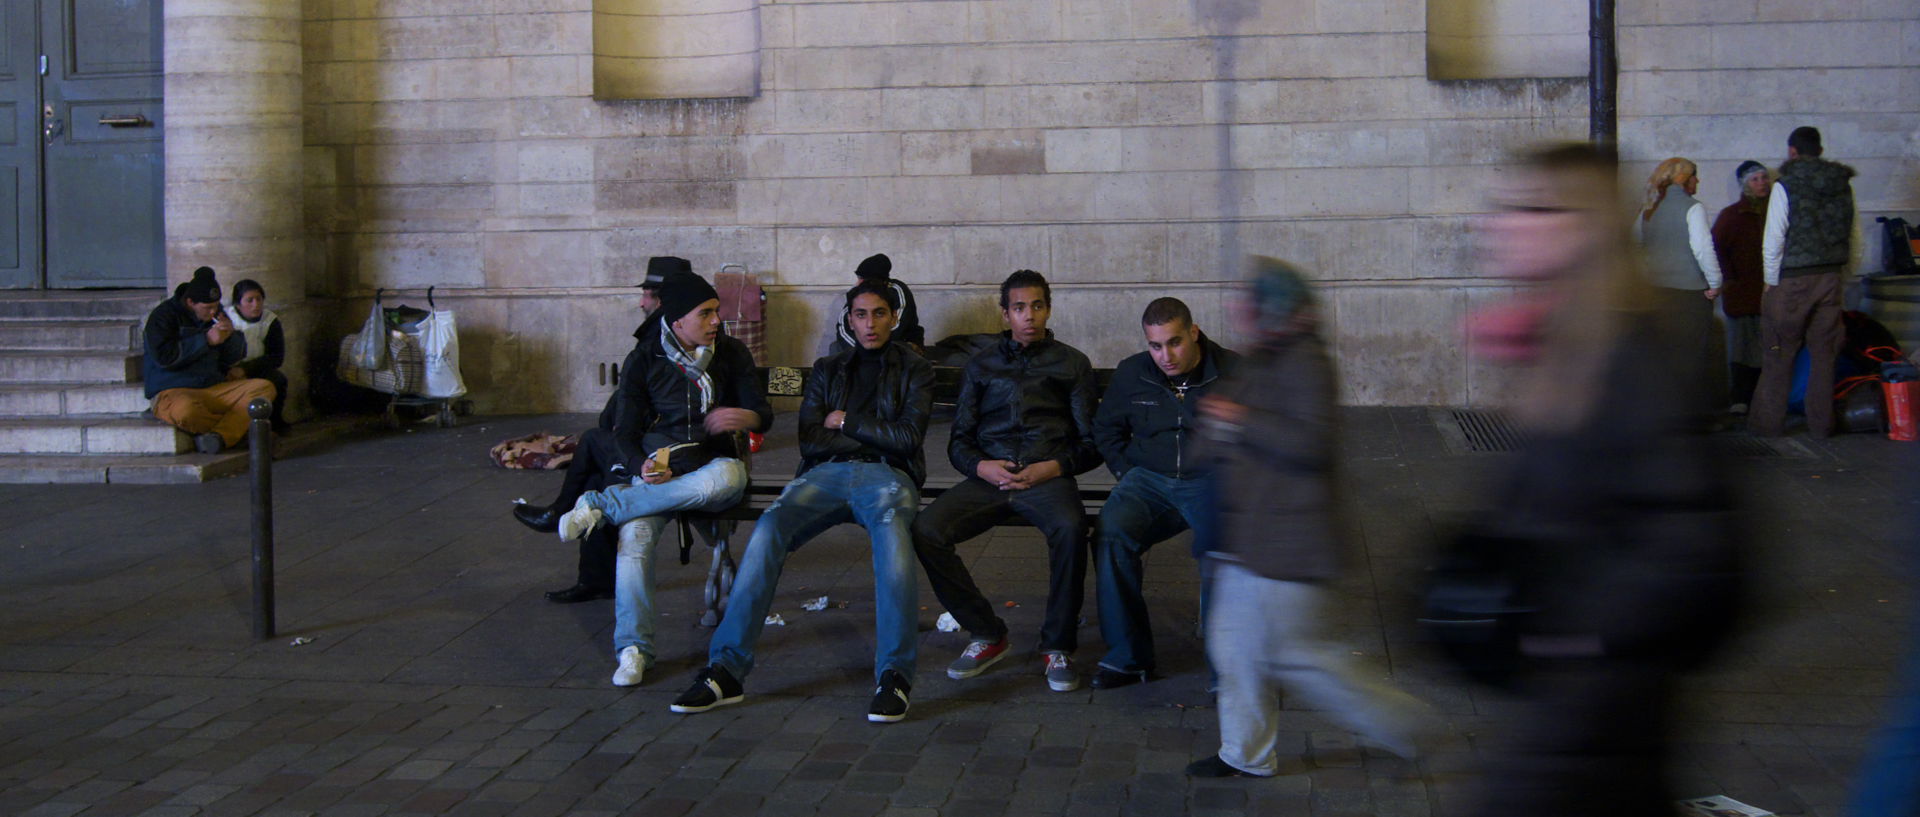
[[142, 295, 247, 398], [797, 342, 935, 487], [1094, 334, 1240, 479], [607, 316, 773, 473], [948, 331, 1102, 479]]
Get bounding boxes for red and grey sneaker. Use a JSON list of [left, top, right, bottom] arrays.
[[1043, 651, 1080, 692], [945, 637, 1009, 680]]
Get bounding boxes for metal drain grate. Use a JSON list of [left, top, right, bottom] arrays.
[[1434, 408, 1527, 453]]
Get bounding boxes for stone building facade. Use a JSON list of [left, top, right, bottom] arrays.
[[164, 0, 1920, 414]]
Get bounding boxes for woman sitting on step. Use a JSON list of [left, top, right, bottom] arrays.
[[225, 279, 291, 434]]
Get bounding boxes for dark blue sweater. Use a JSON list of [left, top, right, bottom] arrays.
[[143, 297, 246, 398]]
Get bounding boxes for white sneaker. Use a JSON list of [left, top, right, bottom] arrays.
[[558, 496, 604, 541], [612, 646, 645, 687]]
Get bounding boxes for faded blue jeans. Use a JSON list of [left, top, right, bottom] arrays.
[[581, 458, 748, 663], [710, 462, 920, 686]]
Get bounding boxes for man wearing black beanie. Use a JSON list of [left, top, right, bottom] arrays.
[[515, 255, 702, 605], [142, 266, 279, 453], [540, 271, 773, 688], [830, 253, 924, 353]]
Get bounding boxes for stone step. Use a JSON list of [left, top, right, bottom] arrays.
[[0, 320, 141, 351], [0, 351, 141, 384], [0, 416, 187, 455], [0, 414, 390, 484], [0, 290, 162, 321], [0, 383, 149, 417]]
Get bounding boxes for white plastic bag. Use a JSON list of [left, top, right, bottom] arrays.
[[420, 307, 466, 398], [347, 299, 386, 371]]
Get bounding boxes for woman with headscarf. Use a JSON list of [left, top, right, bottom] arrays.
[[1461, 143, 1745, 816], [1639, 157, 1727, 415], [1184, 256, 1437, 778], [1712, 161, 1772, 413]]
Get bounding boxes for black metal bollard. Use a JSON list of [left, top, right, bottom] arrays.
[[247, 398, 275, 640]]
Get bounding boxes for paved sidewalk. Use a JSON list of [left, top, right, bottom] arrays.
[[0, 409, 1910, 817]]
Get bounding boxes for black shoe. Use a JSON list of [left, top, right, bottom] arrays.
[[271, 420, 293, 435], [868, 670, 911, 723], [513, 503, 561, 533], [543, 583, 612, 604], [672, 665, 744, 714], [193, 432, 225, 454], [1185, 755, 1253, 778], [1091, 667, 1147, 689]]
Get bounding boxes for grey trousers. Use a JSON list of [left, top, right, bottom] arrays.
[[1206, 559, 1434, 775]]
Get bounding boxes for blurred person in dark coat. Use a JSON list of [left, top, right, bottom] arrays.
[[1461, 143, 1746, 816], [1184, 256, 1438, 778]]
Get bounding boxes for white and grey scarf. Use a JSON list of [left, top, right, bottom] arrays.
[[660, 319, 716, 413]]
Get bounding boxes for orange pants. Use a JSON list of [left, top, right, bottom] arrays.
[[151, 379, 278, 447]]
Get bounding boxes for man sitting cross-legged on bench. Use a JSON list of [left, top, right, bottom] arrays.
[[671, 281, 935, 723], [554, 271, 773, 688], [913, 269, 1104, 693]]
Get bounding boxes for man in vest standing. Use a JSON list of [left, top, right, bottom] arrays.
[[1751, 126, 1856, 439]]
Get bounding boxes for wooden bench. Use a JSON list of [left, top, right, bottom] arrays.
[[662, 364, 1119, 625]]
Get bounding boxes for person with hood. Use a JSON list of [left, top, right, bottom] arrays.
[[1752, 126, 1857, 438], [670, 279, 934, 722], [1711, 161, 1772, 412], [513, 256, 700, 604], [552, 270, 773, 688], [1089, 296, 1239, 689], [142, 266, 279, 454], [1186, 256, 1436, 778], [829, 253, 924, 353], [224, 279, 291, 434]]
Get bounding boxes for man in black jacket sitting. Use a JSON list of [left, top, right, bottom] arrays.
[[538, 270, 773, 689], [913, 269, 1103, 693], [512, 256, 694, 604], [1090, 297, 1239, 689], [671, 280, 934, 722]]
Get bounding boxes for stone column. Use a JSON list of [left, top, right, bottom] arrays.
[[163, 2, 306, 413]]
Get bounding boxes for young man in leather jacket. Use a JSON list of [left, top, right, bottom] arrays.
[[1089, 297, 1239, 689], [671, 280, 935, 722], [912, 269, 1103, 693]]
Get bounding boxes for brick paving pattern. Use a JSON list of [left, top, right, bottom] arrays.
[[0, 409, 1909, 816]]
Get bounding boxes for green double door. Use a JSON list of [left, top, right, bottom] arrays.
[[0, 0, 162, 289]]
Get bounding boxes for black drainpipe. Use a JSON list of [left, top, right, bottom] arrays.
[[1590, 0, 1617, 143]]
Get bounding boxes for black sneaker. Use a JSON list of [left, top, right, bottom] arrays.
[[670, 665, 744, 714], [867, 670, 911, 723], [1185, 754, 1254, 778]]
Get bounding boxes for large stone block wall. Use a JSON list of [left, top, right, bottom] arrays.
[[299, 0, 1920, 413]]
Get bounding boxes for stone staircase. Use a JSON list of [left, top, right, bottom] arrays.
[[0, 290, 225, 482]]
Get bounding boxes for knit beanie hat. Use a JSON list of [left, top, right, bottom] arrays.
[[1246, 256, 1315, 333], [181, 266, 221, 303], [855, 253, 892, 282], [656, 272, 719, 327], [643, 256, 693, 290], [1735, 160, 1767, 182]]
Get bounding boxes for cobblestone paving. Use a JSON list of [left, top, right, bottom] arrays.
[[0, 408, 1909, 816]]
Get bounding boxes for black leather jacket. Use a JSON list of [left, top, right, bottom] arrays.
[[949, 331, 1102, 479], [798, 342, 935, 487], [1094, 334, 1239, 479], [608, 319, 773, 471]]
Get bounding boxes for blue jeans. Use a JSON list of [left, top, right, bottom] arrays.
[[588, 458, 748, 662], [710, 462, 920, 686], [1095, 467, 1215, 673]]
